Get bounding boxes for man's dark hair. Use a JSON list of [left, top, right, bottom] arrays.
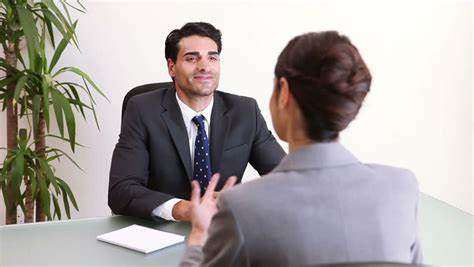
[[275, 31, 372, 142], [165, 22, 222, 63]]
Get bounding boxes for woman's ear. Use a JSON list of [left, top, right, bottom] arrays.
[[278, 77, 290, 109]]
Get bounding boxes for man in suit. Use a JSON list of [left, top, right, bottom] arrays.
[[108, 22, 285, 221], [179, 31, 422, 266]]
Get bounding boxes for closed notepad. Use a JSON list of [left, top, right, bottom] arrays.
[[96, 224, 185, 254]]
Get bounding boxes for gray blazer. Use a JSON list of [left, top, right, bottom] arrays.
[[180, 142, 422, 266]]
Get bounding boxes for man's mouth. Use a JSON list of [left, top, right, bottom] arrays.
[[194, 75, 213, 81]]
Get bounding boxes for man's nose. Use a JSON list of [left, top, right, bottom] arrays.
[[197, 58, 211, 72]]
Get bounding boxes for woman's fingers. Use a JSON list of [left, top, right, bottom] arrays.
[[190, 181, 201, 205], [203, 173, 220, 199], [222, 176, 237, 191]]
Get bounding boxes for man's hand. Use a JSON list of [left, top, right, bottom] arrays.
[[172, 175, 237, 222], [188, 173, 237, 246], [172, 200, 192, 221]]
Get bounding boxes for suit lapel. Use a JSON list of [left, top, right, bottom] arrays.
[[210, 92, 229, 174], [161, 86, 193, 181]]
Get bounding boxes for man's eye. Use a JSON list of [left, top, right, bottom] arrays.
[[186, 57, 197, 62], [209, 56, 219, 61]]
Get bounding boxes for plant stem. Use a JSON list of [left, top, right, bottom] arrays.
[[35, 112, 46, 222], [5, 42, 18, 225], [23, 176, 34, 223]]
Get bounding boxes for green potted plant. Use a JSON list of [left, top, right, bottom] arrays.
[[0, 0, 107, 224]]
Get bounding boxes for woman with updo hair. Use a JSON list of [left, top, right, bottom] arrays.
[[273, 31, 372, 143], [181, 31, 423, 267]]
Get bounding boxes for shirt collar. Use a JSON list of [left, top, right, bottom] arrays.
[[175, 93, 214, 125]]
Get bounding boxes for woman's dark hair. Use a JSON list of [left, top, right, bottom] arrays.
[[165, 22, 222, 63], [275, 31, 372, 142]]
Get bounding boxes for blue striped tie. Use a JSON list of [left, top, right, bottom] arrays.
[[192, 115, 212, 190]]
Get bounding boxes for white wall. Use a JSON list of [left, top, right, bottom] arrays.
[[0, 1, 472, 225]]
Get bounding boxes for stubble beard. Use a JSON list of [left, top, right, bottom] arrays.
[[187, 77, 219, 97]]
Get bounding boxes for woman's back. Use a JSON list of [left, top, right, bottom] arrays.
[[218, 143, 422, 266]]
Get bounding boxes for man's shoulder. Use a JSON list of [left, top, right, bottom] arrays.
[[128, 87, 168, 106], [215, 90, 257, 109], [124, 88, 170, 118]]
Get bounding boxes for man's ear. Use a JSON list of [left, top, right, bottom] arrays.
[[278, 77, 291, 109], [167, 58, 176, 78]]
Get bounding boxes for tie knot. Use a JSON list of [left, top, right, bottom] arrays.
[[192, 115, 206, 127]]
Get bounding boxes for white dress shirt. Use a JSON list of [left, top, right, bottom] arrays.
[[152, 93, 214, 221]]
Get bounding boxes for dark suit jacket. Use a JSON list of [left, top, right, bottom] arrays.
[[108, 86, 285, 219]]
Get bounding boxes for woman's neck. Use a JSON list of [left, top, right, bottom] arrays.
[[286, 127, 315, 153]]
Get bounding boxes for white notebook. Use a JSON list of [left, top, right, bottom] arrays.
[[97, 224, 185, 254]]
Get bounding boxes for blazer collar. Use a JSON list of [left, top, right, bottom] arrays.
[[161, 85, 193, 180], [161, 86, 230, 179], [209, 91, 229, 174], [161, 84, 179, 111], [273, 142, 359, 173]]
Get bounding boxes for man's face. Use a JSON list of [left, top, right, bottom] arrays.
[[168, 35, 220, 97]]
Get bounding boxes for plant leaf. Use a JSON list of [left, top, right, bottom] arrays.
[[42, 0, 79, 49], [45, 134, 85, 148], [44, 147, 83, 171], [54, 67, 108, 101], [38, 158, 59, 195], [41, 79, 50, 130], [58, 181, 71, 218], [85, 90, 100, 130], [32, 95, 41, 134], [64, 0, 86, 13], [43, 14, 55, 48], [59, 1, 73, 25], [16, 5, 40, 69], [0, 73, 20, 90], [46, 153, 62, 162], [56, 177, 78, 211], [76, 0, 87, 11], [11, 151, 25, 205], [52, 193, 61, 219], [40, 7, 66, 38], [1, 180, 9, 208], [13, 75, 28, 101], [51, 87, 65, 137], [51, 88, 75, 151], [62, 90, 91, 115], [49, 21, 77, 72], [39, 21, 47, 74], [37, 172, 52, 220], [30, 170, 38, 200]]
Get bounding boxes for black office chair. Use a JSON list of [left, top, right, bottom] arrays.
[[111, 81, 173, 216], [121, 81, 174, 121], [305, 262, 433, 267]]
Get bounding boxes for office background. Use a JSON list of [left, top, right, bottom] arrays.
[[0, 1, 472, 225]]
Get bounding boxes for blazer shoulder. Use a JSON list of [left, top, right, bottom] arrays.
[[366, 163, 417, 179], [127, 87, 167, 110], [216, 90, 258, 110], [366, 163, 419, 192], [220, 172, 287, 208]]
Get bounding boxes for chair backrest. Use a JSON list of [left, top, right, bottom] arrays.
[[121, 81, 173, 121], [306, 263, 433, 267]]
